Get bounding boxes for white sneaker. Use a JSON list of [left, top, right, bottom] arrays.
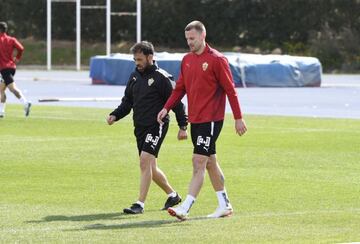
[[24, 102, 32, 117], [207, 204, 233, 218], [168, 206, 188, 221]]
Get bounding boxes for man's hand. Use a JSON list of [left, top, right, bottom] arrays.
[[177, 128, 188, 140], [235, 118, 247, 136], [157, 108, 168, 124], [106, 115, 117, 125]]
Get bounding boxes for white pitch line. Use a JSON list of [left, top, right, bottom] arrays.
[[38, 97, 121, 102], [10, 115, 105, 122], [17, 77, 90, 82], [322, 84, 360, 88]]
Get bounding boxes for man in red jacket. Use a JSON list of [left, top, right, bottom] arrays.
[[157, 20, 247, 220], [0, 22, 31, 118]]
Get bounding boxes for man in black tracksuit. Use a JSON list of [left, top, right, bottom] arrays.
[[107, 41, 188, 214]]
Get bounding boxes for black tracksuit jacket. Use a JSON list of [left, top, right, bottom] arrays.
[[110, 63, 188, 128]]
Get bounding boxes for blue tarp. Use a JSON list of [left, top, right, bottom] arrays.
[[90, 52, 322, 87]]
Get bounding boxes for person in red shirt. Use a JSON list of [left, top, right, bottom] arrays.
[[0, 22, 31, 118], [157, 20, 247, 220]]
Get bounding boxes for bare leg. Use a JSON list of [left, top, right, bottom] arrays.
[[206, 154, 232, 218], [138, 151, 154, 203], [188, 153, 209, 197], [7, 82, 24, 100], [171, 154, 208, 215], [0, 82, 6, 103], [206, 154, 225, 191], [0, 83, 6, 116], [151, 160, 174, 194], [167, 154, 209, 218]]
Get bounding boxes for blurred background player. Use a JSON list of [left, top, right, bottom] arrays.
[[0, 21, 31, 118]]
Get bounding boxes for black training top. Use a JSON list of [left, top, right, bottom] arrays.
[[110, 62, 188, 128]]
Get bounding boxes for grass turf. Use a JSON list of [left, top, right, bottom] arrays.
[[1, 105, 360, 243]]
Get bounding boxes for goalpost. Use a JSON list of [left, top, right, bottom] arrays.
[[46, 0, 141, 71]]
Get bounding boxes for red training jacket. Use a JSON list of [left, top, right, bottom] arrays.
[[0, 33, 24, 70], [164, 44, 242, 123]]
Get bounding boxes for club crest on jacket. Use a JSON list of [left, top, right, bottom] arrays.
[[202, 62, 208, 71], [148, 78, 154, 86]]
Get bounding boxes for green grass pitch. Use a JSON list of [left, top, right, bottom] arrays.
[[1, 105, 360, 243]]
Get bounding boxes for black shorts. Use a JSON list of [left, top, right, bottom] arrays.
[[191, 120, 223, 156], [134, 122, 169, 158], [0, 68, 16, 86]]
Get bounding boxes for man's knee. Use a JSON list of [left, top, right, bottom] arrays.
[[7, 85, 18, 94], [206, 155, 225, 183], [206, 154, 217, 169], [139, 151, 155, 171], [0, 92, 6, 102], [192, 154, 208, 174], [0, 85, 6, 100], [0, 83, 6, 93]]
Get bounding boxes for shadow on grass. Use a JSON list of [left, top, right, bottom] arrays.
[[66, 216, 209, 231], [25, 212, 132, 223]]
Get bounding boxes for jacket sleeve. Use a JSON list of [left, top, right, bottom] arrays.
[[163, 62, 186, 111], [172, 100, 188, 127], [215, 56, 243, 119], [109, 77, 133, 121], [160, 75, 188, 127]]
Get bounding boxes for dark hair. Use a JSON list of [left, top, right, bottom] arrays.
[[185, 20, 206, 33], [130, 41, 154, 55], [0, 22, 8, 33]]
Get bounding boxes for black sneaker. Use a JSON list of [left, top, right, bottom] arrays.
[[123, 203, 144, 214], [162, 193, 182, 210]]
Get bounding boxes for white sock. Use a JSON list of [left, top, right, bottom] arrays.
[[136, 201, 145, 209], [180, 195, 195, 212], [168, 192, 177, 198], [20, 97, 28, 104], [216, 190, 231, 208], [0, 102, 5, 113]]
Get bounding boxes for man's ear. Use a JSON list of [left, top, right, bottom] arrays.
[[147, 54, 154, 62], [201, 31, 206, 39]]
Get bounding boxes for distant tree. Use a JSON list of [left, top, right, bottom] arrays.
[[0, 0, 46, 38], [0, 0, 359, 71]]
